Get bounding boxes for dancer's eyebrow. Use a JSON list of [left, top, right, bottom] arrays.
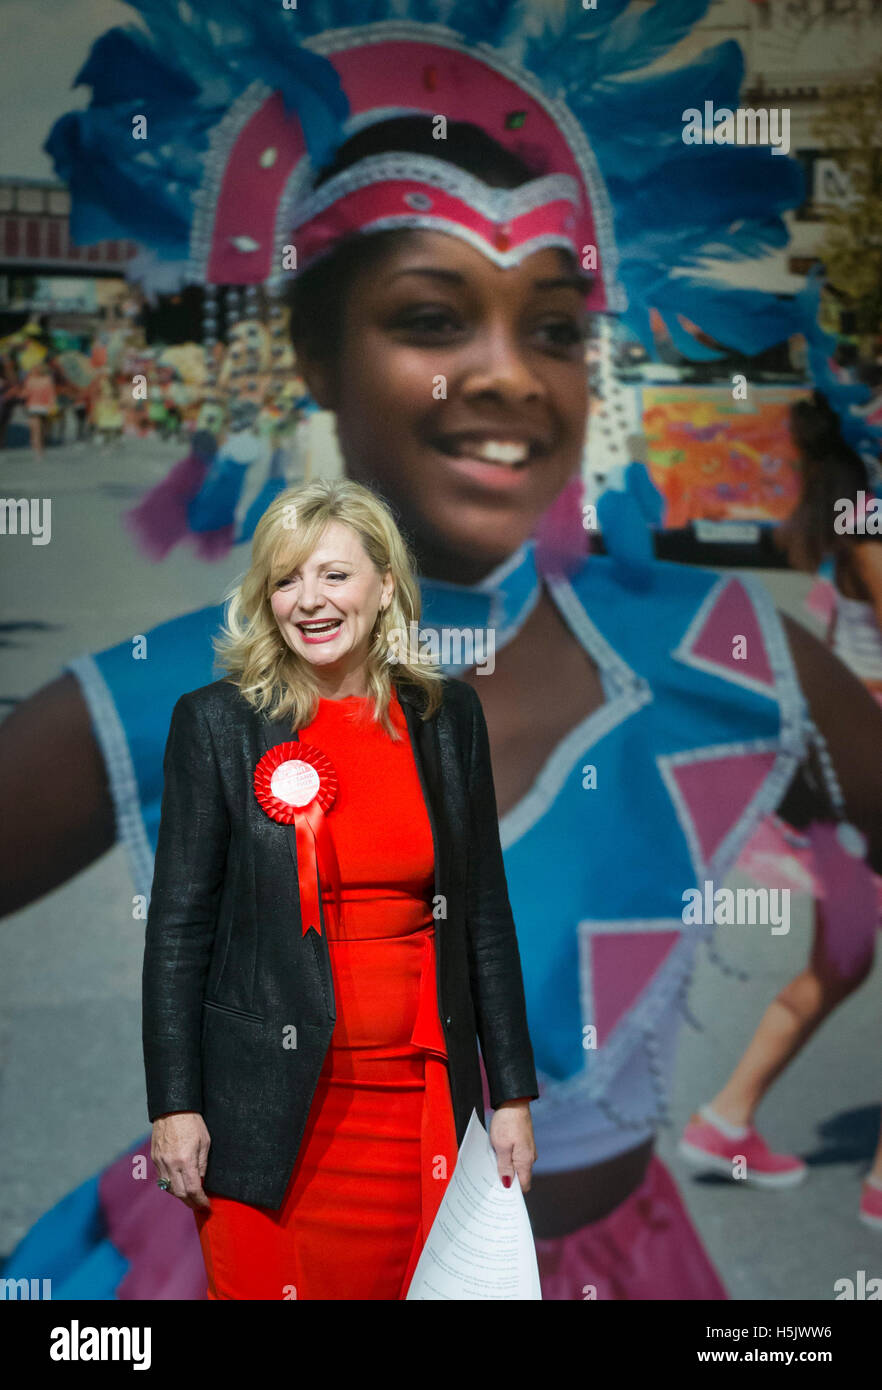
[[533, 273, 593, 295], [387, 267, 593, 295], [389, 267, 465, 284]]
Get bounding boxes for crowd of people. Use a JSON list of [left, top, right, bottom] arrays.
[[0, 308, 311, 459]]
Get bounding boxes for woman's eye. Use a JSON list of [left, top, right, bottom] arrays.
[[534, 319, 587, 351], [275, 572, 348, 587], [392, 307, 462, 337]]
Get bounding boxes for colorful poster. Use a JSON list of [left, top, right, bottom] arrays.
[[642, 386, 812, 527]]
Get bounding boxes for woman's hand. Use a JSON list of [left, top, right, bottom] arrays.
[[151, 1112, 212, 1209], [489, 1099, 536, 1193]]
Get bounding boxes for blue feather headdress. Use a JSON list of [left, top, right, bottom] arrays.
[[45, 0, 879, 464]]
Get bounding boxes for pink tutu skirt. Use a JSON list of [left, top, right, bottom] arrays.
[[534, 1155, 728, 1300]]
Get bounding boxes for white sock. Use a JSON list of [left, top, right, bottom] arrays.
[[700, 1103, 749, 1141]]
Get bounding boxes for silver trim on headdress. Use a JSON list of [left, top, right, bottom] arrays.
[[188, 20, 626, 310]]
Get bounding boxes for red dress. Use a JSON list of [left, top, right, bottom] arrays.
[[194, 689, 459, 1299]]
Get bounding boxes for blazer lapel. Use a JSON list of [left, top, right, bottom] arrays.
[[258, 686, 448, 914]]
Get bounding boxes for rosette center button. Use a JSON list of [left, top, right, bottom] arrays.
[[271, 759, 321, 807]]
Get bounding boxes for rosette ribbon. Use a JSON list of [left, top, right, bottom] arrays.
[[253, 741, 342, 936]]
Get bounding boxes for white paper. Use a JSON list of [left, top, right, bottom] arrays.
[[405, 1109, 542, 1300]]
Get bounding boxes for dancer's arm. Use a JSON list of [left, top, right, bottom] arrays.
[[779, 614, 882, 872], [0, 674, 115, 918]]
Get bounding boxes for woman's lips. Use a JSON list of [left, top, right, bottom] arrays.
[[297, 619, 343, 645], [433, 442, 541, 497]]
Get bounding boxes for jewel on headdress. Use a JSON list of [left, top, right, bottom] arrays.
[[230, 235, 260, 253], [505, 111, 527, 130], [422, 65, 438, 91], [404, 191, 433, 211], [259, 147, 278, 169], [495, 227, 511, 252]]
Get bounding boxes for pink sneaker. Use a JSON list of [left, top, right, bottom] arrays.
[[859, 1180, 882, 1231], [678, 1108, 807, 1188]]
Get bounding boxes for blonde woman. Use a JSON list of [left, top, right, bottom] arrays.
[[143, 478, 538, 1300]]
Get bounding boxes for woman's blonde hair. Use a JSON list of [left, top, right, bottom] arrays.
[[212, 478, 444, 737]]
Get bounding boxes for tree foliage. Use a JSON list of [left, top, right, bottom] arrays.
[[812, 72, 882, 333]]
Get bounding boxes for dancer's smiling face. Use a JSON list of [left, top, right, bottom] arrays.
[[298, 231, 591, 577]]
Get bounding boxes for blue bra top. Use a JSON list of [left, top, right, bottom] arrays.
[[67, 539, 809, 1171]]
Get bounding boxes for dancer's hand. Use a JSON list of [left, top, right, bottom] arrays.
[[151, 1112, 212, 1209], [490, 1099, 536, 1193]]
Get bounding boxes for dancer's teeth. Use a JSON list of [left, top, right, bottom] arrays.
[[441, 438, 531, 465], [299, 620, 341, 632]]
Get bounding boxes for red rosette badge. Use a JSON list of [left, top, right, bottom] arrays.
[[253, 741, 342, 936]]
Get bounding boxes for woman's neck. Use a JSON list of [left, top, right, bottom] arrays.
[[412, 534, 524, 587]]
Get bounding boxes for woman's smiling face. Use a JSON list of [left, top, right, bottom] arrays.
[[270, 519, 393, 684], [301, 231, 591, 577]]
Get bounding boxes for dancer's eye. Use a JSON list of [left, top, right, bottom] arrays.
[[533, 317, 588, 354], [391, 307, 463, 340]]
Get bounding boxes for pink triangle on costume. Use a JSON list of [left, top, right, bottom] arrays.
[[671, 751, 777, 866], [593, 931, 680, 1044], [690, 579, 774, 686]]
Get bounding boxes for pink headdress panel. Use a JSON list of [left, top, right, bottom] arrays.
[[189, 24, 623, 312]]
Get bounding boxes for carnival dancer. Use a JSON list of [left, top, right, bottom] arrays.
[[4, 0, 882, 1299], [22, 358, 57, 458], [682, 392, 882, 1230]]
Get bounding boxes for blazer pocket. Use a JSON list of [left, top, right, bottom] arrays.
[[202, 998, 265, 1024]]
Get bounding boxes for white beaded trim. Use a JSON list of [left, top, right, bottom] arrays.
[[291, 216, 585, 276], [520, 566, 812, 1133], [533, 916, 706, 1116], [187, 21, 626, 304], [288, 153, 580, 227], [306, 21, 625, 310], [498, 570, 652, 850], [65, 654, 156, 905], [188, 81, 274, 285], [803, 716, 848, 820], [657, 737, 802, 885], [433, 541, 543, 679]]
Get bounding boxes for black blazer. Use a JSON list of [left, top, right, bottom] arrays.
[[142, 673, 539, 1209]]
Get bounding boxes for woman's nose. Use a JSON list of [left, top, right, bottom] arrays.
[[298, 579, 322, 610], [461, 328, 545, 404]]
